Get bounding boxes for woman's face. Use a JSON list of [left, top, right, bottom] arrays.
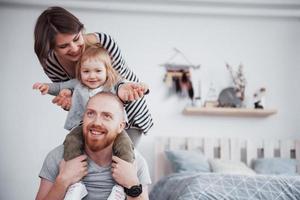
[[80, 59, 107, 89], [54, 32, 85, 62]]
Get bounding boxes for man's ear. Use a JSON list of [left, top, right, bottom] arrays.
[[117, 121, 126, 134]]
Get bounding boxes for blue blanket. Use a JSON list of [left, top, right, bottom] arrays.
[[150, 172, 300, 200]]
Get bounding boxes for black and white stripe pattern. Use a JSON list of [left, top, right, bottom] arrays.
[[43, 32, 153, 134]]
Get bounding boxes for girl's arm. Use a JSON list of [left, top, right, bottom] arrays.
[[33, 79, 78, 96], [117, 82, 149, 102], [47, 79, 78, 96], [33, 82, 51, 95], [33, 79, 79, 111]]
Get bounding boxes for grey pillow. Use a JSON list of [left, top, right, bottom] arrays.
[[165, 149, 210, 173], [253, 158, 298, 175]]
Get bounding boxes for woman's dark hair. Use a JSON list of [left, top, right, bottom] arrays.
[[34, 6, 84, 68]]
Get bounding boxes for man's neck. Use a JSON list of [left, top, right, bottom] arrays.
[[85, 144, 113, 167]]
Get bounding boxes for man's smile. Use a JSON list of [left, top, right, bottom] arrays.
[[88, 126, 107, 138]]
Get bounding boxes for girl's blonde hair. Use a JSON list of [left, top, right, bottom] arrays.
[[76, 44, 121, 89]]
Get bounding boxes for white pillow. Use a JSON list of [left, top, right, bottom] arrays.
[[210, 159, 256, 175]]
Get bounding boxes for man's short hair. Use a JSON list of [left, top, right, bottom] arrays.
[[87, 91, 127, 122]]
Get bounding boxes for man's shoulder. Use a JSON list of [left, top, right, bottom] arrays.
[[134, 150, 143, 159], [134, 150, 152, 185], [134, 150, 147, 168], [45, 145, 64, 163], [49, 144, 64, 153], [39, 145, 64, 183]]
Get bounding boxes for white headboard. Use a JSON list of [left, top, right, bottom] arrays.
[[154, 137, 300, 183]]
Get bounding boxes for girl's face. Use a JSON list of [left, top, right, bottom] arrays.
[[81, 59, 107, 89], [54, 32, 85, 62]]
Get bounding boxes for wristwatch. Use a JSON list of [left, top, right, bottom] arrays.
[[124, 184, 142, 197]]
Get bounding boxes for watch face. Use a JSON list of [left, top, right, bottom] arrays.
[[125, 184, 142, 197]]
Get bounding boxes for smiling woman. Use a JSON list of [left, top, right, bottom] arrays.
[[34, 7, 84, 74], [54, 32, 85, 77]]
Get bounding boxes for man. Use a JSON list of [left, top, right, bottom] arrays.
[[36, 92, 151, 200]]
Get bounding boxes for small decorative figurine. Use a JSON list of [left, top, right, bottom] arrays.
[[218, 87, 243, 108], [253, 87, 266, 109]]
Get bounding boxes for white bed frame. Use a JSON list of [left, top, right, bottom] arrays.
[[154, 137, 300, 183]]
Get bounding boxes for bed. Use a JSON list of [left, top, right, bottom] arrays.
[[150, 137, 300, 200]]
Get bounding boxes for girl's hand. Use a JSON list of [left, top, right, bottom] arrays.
[[118, 82, 149, 102], [52, 89, 72, 111], [111, 156, 139, 188], [58, 155, 88, 187], [32, 82, 49, 95]]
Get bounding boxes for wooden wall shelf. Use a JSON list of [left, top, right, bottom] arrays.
[[183, 107, 277, 117]]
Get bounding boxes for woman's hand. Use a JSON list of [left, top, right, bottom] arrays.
[[52, 89, 72, 110], [57, 155, 88, 187], [118, 82, 149, 102], [32, 82, 49, 95], [111, 156, 139, 188]]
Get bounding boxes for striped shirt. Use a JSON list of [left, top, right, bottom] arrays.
[[43, 32, 153, 134]]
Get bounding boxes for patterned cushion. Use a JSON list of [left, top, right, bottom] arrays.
[[165, 150, 210, 173], [253, 158, 299, 175], [210, 159, 256, 175]]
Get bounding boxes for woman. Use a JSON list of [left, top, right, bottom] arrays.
[[34, 6, 153, 143]]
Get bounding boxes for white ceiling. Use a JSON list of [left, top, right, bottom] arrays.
[[1, 0, 300, 18]]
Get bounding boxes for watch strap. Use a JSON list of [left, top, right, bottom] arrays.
[[124, 184, 142, 197]]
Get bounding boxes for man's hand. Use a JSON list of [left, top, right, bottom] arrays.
[[118, 82, 149, 102], [32, 82, 50, 95], [52, 89, 72, 111], [57, 155, 88, 187], [111, 156, 139, 188]]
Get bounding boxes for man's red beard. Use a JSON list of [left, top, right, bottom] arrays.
[[84, 124, 117, 152]]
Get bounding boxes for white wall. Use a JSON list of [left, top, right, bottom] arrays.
[[0, 1, 300, 199]]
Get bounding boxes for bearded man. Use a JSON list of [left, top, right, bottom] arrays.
[[36, 92, 151, 200]]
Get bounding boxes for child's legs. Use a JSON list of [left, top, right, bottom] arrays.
[[126, 128, 143, 147], [113, 130, 135, 163], [63, 125, 84, 161]]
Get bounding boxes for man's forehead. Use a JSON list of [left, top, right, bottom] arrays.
[[87, 94, 122, 112], [88, 94, 116, 104]]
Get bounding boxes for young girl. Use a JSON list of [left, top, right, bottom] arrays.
[[33, 44, 146, 200]]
